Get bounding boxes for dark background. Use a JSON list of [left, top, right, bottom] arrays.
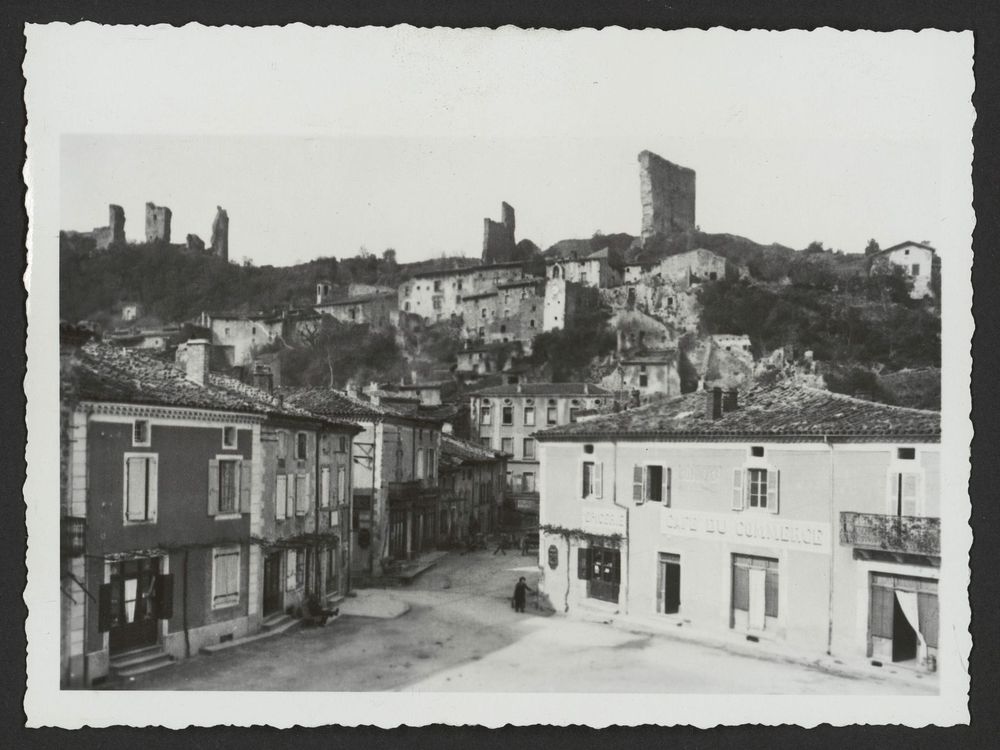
[[2, 0, 998, 746]]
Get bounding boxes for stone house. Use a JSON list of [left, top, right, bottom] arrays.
[[870, 241, 936, 299], [281, 388, 445, 577], [613, 350, 681, 398], [547, 247, 623, 288], [439, 434, 507, 543], [398, 261, 527, 323], [459, 278, 545, 347], [58, 338, 359, 687], [314, 290, 398, 329], [624, 248, 727, 288], [534, 384, 941, 674]]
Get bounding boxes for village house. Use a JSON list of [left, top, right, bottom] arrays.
[[547, 247, 623, 288], [615, 350, 681, 398], [314, 289, 399, 330], [198, 309, 324, 369], [280, 387, 445, 579], [458, 278, 546, 347], [534, 383, 941, 674], [469, 383, 613, 525], [624, 248, 727, 288], [398, 261, 528, 323], [59, 336, 359, 687], [438, 434, 507, 544], [870, 241, 936, 299]]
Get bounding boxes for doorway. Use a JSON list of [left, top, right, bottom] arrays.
[[109, 557, 160, 655], [891, 596, 918, 663], [657, 553, 680, 615], [263, 551, 282, 617]]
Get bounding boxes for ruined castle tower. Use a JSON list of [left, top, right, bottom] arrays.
[[210, 206, 229, 262], [638, 151, 696, 241], [94, 204, 126, 250], [145, 202, 172, 243], [482, 201, 517, 264]]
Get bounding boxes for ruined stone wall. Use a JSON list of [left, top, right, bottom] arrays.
[[145, 202, 172, 243], [638, 150, 696, 241], [93, 204, 126, 250], [210, 206, 229, 262], [482, 202, 517, 263]]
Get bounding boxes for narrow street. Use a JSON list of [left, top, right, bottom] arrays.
[[123, 549, 936, 694]]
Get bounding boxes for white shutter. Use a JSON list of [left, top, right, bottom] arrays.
[[208, 459, 220, 516], [337, 467, 346, 506], [594, 463, 604, 499], [901, 473, 919, 516], [632, 465, 644, 503], [663, 467, 671, 508], [126, 457, 147, 521], [147, 456, 158, 522], [887, 471, 899, 515], [321, 467, 331, 509], [766, 469, 779, 514], [732, 469, 745, 510], [275, 475, 287, 519]]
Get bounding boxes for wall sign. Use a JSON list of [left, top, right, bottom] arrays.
[[582, 503, 627, 536], [659, 508, 831, 554], [548, 545, 559, 569]]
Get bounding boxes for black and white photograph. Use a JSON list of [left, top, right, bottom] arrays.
[[22, 24, 974, 727]]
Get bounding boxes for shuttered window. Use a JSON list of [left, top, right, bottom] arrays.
[[275, 475, 287, 519], [212, 546, 241, 608], [888, 472, 921, 516], [295, 473, 310, 515], [336, 467, 346, 506], [321, 467, 331, 509], [124, 455, 158, 522], [732, 554, 778, 617]]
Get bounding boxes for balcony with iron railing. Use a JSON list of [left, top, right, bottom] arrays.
[[839, 512, 940, 556]]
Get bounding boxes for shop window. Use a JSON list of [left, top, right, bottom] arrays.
[[868, 574, 938, 664], [212, 546, 241, 608], [731, 554, 778, 626], [577, 546, 620, 603], [632, 464, 670, 506], [123, 454, 158, 523], [657, 553, 681, 615]]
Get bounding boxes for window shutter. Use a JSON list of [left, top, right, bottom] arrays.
[[766, 469, 779, 515], [663, 467, 671, 508], [731, 468, 744, 510], [656, 558, 665, 613], [125, 457, 147, 521], [595, 463, 603, 499], [576, 547, 591, 580], [208, 459, 220, 516], [305, 472, 313, 513], [98, 583, 113, 633], [147, 457, 158, 522], [321, 467, 331, 509], [611, 550, 621, 584], [275, 475, 287, 519], [296, 473, 309, 515], [153, 573, 174, 619], [901, 473, 919, 516], [632, 465, 644, 503], [239, 461, 252, 513]]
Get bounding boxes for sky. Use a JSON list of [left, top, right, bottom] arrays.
[[52, 27, 971, 267]]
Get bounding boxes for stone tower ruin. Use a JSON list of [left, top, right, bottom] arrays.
[[482, 201, 517, 264], [638, 151, 696, 241], [93, 204, 126, 250], [210, 206, 229, 262], [145, 202, 172, 243]]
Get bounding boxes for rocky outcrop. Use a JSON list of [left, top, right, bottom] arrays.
[[210, 206, 229, 262], [638, 150, 696, 242]]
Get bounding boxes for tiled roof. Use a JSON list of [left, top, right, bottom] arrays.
[[474, 383, 612, 397], [412, 261, 523, 279], [280, 387, 444, 425], [879, 241, 936, 255], [534, 382, 940, 442], [74, 342, 357, 429], [441, 433, 504, 465]]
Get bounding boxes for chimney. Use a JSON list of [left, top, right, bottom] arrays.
[[723, 389, 738, 413], [583, 383, 590, 395], [185, 339, 210, 386], [253, 366, 274, 394], [705, 387, 723, 420], [411, 369, 418, 385], [516, 383, 523, 394]]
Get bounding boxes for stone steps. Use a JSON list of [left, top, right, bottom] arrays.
[[110, 646, 175, 678]]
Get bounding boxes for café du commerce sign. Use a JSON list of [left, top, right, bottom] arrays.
[[659, 508, 831, 554], [581, 502, 627, 537]]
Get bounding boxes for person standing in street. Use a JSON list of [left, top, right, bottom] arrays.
[[512, 576, 533, 613]]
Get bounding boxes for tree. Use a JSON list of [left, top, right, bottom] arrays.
[[864, 239, 881, 256], [804, 241, 826, 254]]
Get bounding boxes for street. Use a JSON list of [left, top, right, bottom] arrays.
[[123, 549, 936, 694]]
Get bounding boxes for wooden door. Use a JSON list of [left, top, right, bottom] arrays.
[[263, 551, 282, 616]]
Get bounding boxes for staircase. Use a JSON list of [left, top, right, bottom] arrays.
[[260, 611, 301, 635], [109, 645, 175, 679]]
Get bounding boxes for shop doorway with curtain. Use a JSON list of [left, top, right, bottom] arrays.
[[868, 573, 938, 669]]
